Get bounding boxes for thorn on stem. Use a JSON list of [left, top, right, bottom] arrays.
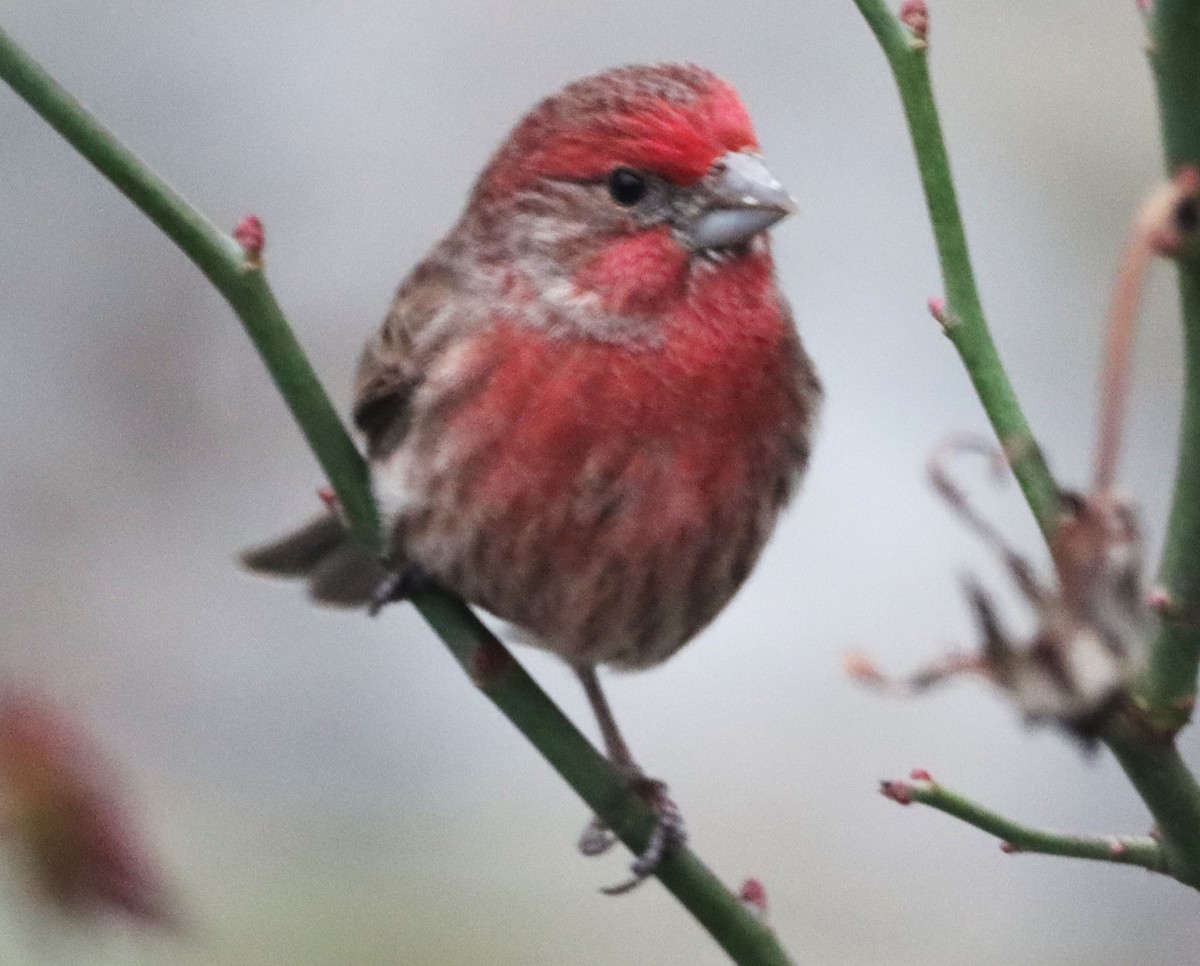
[[739, 878, 768, 918], [233, 214, 265, 268], [880, 780, 913, 805], [999, 841, 1018, 854], [899, 0, 929, 42], [1110, 840, 1129, 858], [470, 639, 512, 685], [927, 296, 957, 333], [909, 768, 932, 783], [316, 486, 340, 511], [1146, 587, 1171, 614]]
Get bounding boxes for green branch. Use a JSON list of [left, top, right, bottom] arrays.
[[1140, 0, 1200, 726], [850, 0, 1200, 892], [1104, 723, 1200, 888], [881, 773, 1166, 874], [0, 25, 794, 966], [851, 0, 1059, 536]]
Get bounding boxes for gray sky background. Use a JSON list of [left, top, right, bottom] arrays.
[[1, 2, 1197, 964]]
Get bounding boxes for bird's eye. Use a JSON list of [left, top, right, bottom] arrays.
[[607, 168, 648, 206]]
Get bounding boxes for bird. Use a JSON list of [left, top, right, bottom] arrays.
[[242, 63, 821, 892]]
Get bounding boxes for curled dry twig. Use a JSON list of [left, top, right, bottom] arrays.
[[850, 169, 1200, 741]]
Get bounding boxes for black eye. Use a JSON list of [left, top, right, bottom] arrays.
[[607, 168, 648, 206]]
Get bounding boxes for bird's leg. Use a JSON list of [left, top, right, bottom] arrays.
[[577, 664, 639, 773], [573, 665, 687, 894]]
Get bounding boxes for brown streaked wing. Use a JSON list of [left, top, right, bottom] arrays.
[[352, 257, 464, 461]]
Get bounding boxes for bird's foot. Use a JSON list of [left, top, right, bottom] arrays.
[[577, 816, 617, 857], [367, 566, 431, 616], [577, 774, 687, 895]]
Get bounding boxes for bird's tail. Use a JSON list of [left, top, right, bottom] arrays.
[[239, 513, 390, 608]]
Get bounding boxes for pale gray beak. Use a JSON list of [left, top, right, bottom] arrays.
[[682, 151, 796, 251]]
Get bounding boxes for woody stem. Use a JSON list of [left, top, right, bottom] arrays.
[[1142, 0, 1200, 722]]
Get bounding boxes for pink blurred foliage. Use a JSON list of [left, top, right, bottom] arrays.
[[0, 691, 177, 928]]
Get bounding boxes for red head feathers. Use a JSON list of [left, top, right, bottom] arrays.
[[475, 64, 759, 202]]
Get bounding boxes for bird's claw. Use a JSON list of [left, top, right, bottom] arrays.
[[582, 779, 686, 895], [577, 816, 617, 857], [367, 567, 430, 616]]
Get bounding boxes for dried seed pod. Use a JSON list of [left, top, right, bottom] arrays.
[[945, 464, 1148, 739], [848, 169, 1200, 740]]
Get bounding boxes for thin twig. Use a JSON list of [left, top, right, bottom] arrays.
[[849, 0, 1060, 537], [0, 24, 795, 965], [881, 771, 1166, 874]]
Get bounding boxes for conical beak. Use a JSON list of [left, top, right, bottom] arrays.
[[682, 151, 796, 251]]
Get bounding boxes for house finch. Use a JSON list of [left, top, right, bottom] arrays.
[[244, 63, 820, 890]]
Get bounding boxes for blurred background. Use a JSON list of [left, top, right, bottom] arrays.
[[1, 1, 1195, 963]]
